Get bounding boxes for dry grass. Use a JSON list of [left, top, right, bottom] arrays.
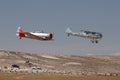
[[0, 73, 120, 80]]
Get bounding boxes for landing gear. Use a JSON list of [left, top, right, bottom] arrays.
[[91, 40, 94, 43], [19, 37, 22, 39], [91, 40, 98, 43], [95, 40, 98, 43]]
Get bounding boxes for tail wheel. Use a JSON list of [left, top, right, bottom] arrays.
[[67, 34, 70, 37], [19, 37, 22, 39]]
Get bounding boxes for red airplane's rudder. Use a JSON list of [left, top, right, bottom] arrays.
[[16, 27, 25, 39], [17, 27, 24, 33]]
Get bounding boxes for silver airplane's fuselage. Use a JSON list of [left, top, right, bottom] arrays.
[[70, 32, 102, 40]]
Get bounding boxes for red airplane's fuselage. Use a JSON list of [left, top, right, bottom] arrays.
[[16, 27, 53, 41]]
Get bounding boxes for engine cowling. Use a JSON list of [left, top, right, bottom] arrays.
[[47, 33, 53, 40]]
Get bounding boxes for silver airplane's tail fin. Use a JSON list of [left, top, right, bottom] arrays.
[[65, 27, 72, 37]]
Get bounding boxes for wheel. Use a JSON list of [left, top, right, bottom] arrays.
[[91, 40, 94, 43], [95, 40, 98, 43], [19, 37, 22, 39]]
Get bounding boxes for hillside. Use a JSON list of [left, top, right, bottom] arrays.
[[0, 50, 120, 76]]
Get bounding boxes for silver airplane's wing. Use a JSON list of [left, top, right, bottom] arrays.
[[80, 30, 100, 35]]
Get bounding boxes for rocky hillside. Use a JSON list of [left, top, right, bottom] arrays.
[[0, 50, 120, 75]]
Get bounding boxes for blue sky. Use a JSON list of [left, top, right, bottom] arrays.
[[0, 0, 120, 55]]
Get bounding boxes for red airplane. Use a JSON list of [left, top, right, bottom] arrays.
[[16, 27, 53, 41]]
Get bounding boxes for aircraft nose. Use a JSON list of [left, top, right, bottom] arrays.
[[100, 34, 102, 38], [50, 33, 53, 39]]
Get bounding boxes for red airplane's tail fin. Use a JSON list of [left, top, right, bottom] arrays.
[[17, 27, 24, 33], [16, 27, 25, 39]]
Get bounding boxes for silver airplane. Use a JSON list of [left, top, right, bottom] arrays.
[[65, 27, 102, 43]]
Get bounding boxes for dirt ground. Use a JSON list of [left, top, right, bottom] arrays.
[[0, 73, 120, 80], [0, 50, 120, 80]]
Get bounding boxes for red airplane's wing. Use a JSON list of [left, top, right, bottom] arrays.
[[25, 32, 42, 40]]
